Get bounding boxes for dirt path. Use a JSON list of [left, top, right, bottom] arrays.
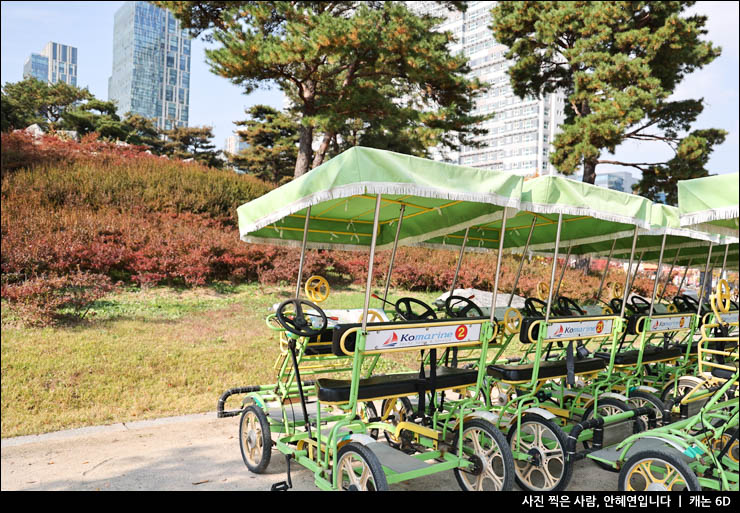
[[1, 412, 619, 491]]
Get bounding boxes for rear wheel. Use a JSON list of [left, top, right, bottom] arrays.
[[379, 397, 413, 448], [581, 398, 637, 472], [454, 419, 515, 491], [626, 390, 666, 428], [239, 405, 272, 473], [507, 414, 572, 491], [335, 442, 388, 491], [618, 449, 701, 491]]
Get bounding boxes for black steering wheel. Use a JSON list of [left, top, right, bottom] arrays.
[[558, 296, 586, 316], [275, 299, 327, 338], [630, 295, 652, 314], [395, 297, 437, 321], [674, 294, 698, 313], [524, 297, 547, 317], [444, 296, 484, 318]]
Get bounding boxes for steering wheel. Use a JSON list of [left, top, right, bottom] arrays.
[[275, 299, 327, 338], [674, 294, 699, 313], [395, 297, 437, 321], [524, 297, 547, 317], [630, 295, 651, 314], [444, 296, 484, 318], [558, 296, 586, 316], [714, 279, 733, 314]]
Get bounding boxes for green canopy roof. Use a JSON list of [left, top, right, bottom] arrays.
[[420, 175, 654, 252], [678, 173, 739, 238], [236, 147, 522, 251], [562, 204, 722, 259]]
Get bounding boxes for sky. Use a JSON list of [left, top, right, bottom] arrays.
[[1, 1, 737, 176]]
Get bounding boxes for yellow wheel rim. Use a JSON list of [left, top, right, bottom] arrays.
[[667, 303, 678, 313], [536, 281, 549, 301], [504, 307, 523, 335], [357, 309, 384, 323], [712, 433, 739, 464], [602, 306, 614, 315], [625, 458, 690, 491], [304, 275, 330, 303]]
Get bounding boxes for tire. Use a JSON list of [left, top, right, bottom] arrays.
[[335, 442, 389, 491], [507, 414, 573, 491], [581, 398, 638, 472], [618, 449, 701, 491], [360, 401, 380, 440], [711, 428, 739, 465], [626, 390, 666, 428], [453, 419, 515, 491], [379, 397, 414, 448], [239, 405, 272, 473]]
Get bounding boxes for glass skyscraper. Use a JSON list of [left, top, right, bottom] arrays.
[[108, 1, 190, 130], [410, 1, 565, 176], [23, 42, 78, 86]]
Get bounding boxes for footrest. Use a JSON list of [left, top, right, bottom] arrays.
[[365, 442, 429, 474]]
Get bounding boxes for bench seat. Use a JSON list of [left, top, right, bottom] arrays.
[[487, 357, 605, 383], [316, 366, 478, 403], [594, 346, 683, 366]]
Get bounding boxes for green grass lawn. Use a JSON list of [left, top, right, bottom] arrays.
[[1, 283, 444, 438]]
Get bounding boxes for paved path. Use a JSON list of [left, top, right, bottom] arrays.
[[1, 412, 617, 491]]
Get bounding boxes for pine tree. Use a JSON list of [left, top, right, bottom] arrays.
[[490, 1, 726, 202], [229, 105, 299, 183], [156, 1, 486, 177]]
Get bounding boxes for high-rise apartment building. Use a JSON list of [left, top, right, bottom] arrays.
[[410, 1, 565, 176], [108, 1, 191, 130], [23, 42, 78, 86], [224, 134, 248, 156]]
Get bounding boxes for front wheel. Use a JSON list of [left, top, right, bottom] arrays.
[[239, 405, 272, 473], [335, 442, 389, 491], [618, 449, 701, 491], [507, 414, 573, 491], [581, 397, 638, 472], [454, 419, 515, 491], [626, 390, 666, 428]]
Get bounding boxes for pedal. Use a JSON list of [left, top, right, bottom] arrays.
[[271, 454, 293, 491]]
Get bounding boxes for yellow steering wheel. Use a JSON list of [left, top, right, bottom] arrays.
[[713, 279, 732, 314], [610, 281, 623, 300], [602, 306, 614, 315], [667, 303, 678, 313], [504, 307, 523, 335], [536, 281, 549, 301], [357, 309, 384, 323], [304, 275, 330, 303]]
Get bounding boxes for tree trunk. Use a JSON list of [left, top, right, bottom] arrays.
[[311, 131, 334, 169], [582, 158, 597, 184], [294, 124, 314, 178]]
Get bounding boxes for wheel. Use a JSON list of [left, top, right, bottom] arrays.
[[454, 419, 515, 491], [507, 414, 573, 491], [712, 428, 739, 464], [626, 390, 666, 428], [581, 398, 638, 472], [239, 405, 272, 473], [335, 442, 389, 491], [360, 401, 380, 440], [379, 397, 414, 448], [618, 449, 701, 491]]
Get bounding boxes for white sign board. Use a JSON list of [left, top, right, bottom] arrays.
[[545, 319, 614, 341], [647, 315, 692, 333], [365, 323, 482, 351]]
